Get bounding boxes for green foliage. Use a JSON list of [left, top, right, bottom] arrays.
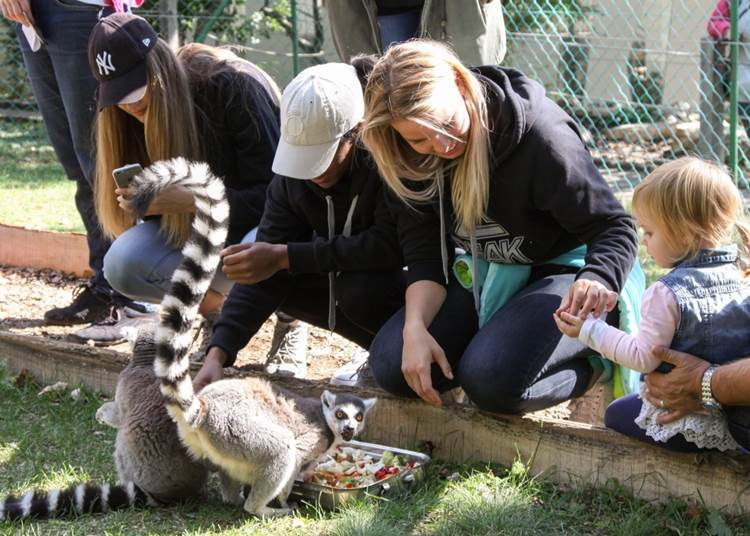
[[504, 0, 595, 35]]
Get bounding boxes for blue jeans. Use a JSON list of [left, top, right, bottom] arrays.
[[103, 220, 257, 304], [16, 0, 112, 292], [369, 266, 616, 414]]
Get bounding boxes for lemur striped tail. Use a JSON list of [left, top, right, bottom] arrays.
[[128, 158, 229, 426], [0, 482, 154, 520]]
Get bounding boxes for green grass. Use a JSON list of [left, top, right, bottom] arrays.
[[0, 119, 83, 233], [0, 364, 748, 536]]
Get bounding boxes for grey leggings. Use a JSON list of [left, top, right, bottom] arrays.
[[103, 219, 257, 304]]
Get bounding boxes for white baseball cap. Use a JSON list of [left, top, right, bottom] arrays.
[[272, 63, 365, 180]]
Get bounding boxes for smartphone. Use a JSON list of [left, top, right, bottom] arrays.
[[112, 163, 143, 189]]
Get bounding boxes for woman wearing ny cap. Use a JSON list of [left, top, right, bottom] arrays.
[[360, 40, 641, 413], [82, 12, 302, 361]]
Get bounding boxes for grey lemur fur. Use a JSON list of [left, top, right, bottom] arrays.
[[0, 157, 376, 521], [139, 160, 376, 517]]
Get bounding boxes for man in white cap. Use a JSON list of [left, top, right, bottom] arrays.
[[193, 62, 405, 390]]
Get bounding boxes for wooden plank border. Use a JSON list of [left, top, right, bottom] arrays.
[[0, 224, 90, 277], [1, 330, 749, 512]]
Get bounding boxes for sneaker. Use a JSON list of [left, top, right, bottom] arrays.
[[44, 283, 115, 326], [330, 349, 374, 387], [264, 318, 308, 379], [188, 311, 221, 365], [68, 306, 159, 346]]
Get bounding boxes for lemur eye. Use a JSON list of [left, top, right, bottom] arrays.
[[335, 410, 345, 420], [355, 413, 363, 422]]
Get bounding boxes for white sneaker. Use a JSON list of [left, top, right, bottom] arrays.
[[330, 349, 372, 387], [264, 318, 308, 379]]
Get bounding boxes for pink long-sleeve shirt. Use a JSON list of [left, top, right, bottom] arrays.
[[579, 282, 679, 373], [709, 0, 731, 39]]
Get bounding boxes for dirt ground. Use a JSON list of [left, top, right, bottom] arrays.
[[0, 265, 609, 424]]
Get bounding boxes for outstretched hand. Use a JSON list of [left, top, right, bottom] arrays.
[[643, 346, 710, 424], [192, 348, 227, 393], [553, 310, 585, 338], [221, 242, 289, 285], [556, 278, 617, 320]]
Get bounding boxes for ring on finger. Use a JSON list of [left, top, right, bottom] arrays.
[[659, 399, 665, 408]]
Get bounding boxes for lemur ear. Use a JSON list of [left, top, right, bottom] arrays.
[[321, 390, 335, 408], [362, 398, 377, 413]]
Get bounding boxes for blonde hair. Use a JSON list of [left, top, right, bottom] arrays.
[[95, 39, 202, 247], [632, 156, 750, 265], [361, 40, 490, 231]]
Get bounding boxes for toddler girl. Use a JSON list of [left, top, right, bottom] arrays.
[[555, 156, 750, 451]]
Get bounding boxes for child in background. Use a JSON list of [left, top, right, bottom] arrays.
[[555, 156, 750, 451]]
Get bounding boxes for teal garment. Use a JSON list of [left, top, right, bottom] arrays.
[[452, 245, 645, 396]]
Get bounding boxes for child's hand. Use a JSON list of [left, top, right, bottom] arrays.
[[553, 311, 585, 338]]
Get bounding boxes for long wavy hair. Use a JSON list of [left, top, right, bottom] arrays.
[[361, 40, 490, 231], [94, 39, 201, 247], [632, 156, 750, 267]]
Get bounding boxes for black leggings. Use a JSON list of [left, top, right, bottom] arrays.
[[369, 266, 619, 414]]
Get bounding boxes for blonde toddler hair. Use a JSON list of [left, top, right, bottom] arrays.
[[632, 156, 750, 264], [361, 40, 491, 231]]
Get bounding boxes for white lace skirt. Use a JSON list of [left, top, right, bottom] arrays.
[[635, 384, 740, 451]]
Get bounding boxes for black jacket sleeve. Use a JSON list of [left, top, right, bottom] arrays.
[[287, 187, 403, 273], [209, 177, 308, 367], [385, 189, 449, 287], [531, 119, 638, 293], [221, 78, 279, 235]]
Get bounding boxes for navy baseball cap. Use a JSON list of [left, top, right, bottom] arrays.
[[88, 12, 157, 111]]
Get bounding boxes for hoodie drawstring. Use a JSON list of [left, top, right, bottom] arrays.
[[325, 194, 360, 332], [436, 171, 449, 285], [469, 224, 480, 314]]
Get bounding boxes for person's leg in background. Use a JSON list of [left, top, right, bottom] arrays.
[[270, 274, 375, 379], [17, 1, 129, 325], [330, 269, 407, 386]]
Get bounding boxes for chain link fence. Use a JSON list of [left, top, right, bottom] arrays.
[[504, 0, 748, 192], [0, 0, 747, 195]]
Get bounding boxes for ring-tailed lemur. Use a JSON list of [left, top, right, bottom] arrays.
[[0, 157, 376, 521]]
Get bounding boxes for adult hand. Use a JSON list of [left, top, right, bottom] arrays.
[[221, 242, 289, 285], [553, 310, 585, 338], [644, 346, 710, 424], [556, 278, 617, 319], [401, 323, 453, 407], [1, 0, 33, 26], [192, 347, 226, 393], [145, 185, 196, 215]]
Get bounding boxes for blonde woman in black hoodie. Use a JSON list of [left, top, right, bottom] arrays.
[[361, 40, 640, 413]]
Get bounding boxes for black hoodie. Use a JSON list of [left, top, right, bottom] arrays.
[[394, 66, 638, 293], [210, 146, 403, 366]]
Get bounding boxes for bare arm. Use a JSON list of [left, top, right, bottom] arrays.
[[711, 358, 750, 406], [401, 280, 453, 407]]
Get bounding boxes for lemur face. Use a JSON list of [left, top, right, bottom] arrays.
[[321, 390, 376, 441]]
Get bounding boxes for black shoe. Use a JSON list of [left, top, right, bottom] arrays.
[[44, 283, 115, 326]]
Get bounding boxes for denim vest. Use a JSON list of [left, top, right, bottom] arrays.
[[660, 245, 750, 364]]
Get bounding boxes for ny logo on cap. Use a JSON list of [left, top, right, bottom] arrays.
[[96, 51, 116, 76]]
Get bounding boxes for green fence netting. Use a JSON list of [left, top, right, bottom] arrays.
[[0, 0, 747, 195]]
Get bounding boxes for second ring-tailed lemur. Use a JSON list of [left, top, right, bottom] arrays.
[[0, 158, 375, 521]]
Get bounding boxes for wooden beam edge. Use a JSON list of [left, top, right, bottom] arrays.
[[1, 330, 748, 512]]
